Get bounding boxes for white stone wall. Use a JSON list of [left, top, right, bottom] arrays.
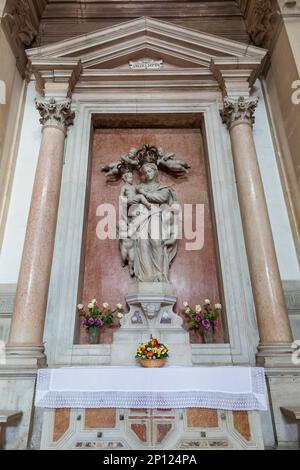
[[0, 82, 40, 284]]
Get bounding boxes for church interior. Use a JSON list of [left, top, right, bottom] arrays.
[[0, 0, 300, 451]]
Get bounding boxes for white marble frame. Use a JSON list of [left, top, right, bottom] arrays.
[[44, 95, 259, 366]]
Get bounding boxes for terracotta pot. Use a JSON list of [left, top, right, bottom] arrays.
[[138, 358, 167, 368]]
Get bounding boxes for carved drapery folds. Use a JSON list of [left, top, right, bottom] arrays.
[[35, 98, 75, 132], [2, 0, 46, 76], [248, 0, 277, 47], [4, 0, 38, 48], [221, 96, 259, 130]]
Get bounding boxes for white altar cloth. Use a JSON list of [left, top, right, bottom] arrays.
[[35, 366, 267, 411]]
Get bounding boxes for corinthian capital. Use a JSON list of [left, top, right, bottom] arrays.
[[35, 98, 75, 131], [221, 96, 259, 130]]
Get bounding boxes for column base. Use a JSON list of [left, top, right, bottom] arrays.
[[3, 345, 47, 369], [256, 342, 297, 370]]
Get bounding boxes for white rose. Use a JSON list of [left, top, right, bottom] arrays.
[[116, 303, 123, 310], [103, 303, 109, 309], [91, 299, 97, 305], [117, 312, 124, 319], [204, 299, 211, 305], [183, 302, 189, 308], [185, 308, 192, 314], [88, 303, 94, 309], [195, 305, 202, 313], [77, 304, 84, 310], [215, 303, 222, 310]]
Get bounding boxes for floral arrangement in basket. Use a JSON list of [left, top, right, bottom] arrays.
[[183, 299, 222, 343], [136, 336, 169, 367], [77, 299, 124, 343]]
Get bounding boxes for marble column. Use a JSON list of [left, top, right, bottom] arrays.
[[221, 96, 293, 349], [6, 97, 75, 361]]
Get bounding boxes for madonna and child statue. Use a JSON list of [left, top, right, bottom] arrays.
[[103, 145, 193, 365], [103, 144, 190, 283]]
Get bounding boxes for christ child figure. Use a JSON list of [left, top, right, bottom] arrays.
[[121, 172, 152, 209]]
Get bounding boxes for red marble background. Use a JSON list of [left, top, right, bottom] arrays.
[[80, 128, 225, 343]]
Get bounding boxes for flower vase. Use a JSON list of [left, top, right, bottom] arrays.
[[89, 326, 99, 344], [203, 328, 213, 344]]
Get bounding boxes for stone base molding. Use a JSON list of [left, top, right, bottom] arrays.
[[256, 343, 298, 369], [266, 372, 300, 449], [0, 410, 22, 450], [256, 342, 300, 449], [0, 371, 37, 449]]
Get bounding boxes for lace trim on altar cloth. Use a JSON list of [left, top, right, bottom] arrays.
[[35, 367, 267, 411], [35, 389, 266, 410]]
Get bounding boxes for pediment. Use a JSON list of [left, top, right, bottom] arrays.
[[26, 17, 267, 93]]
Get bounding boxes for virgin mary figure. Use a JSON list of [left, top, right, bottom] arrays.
[[125, 163, 179, 283]]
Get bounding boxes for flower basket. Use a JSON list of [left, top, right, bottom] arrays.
[[136, 337, 168, 367], [139, 358, 167, 368]]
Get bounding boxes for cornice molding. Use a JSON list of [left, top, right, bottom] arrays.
[[26, 16, 267, 95], [28, 57, 82, 96], [27, 16, 265, 62]]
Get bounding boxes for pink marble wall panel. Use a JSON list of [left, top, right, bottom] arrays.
[[80, 128, 225, 343]]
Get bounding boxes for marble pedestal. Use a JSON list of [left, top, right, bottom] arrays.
[[111, 282, 192, 366]]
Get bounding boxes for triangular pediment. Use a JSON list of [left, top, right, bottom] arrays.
[[27, 17, 267, 93]]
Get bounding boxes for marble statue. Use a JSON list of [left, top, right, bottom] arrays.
[[105, 145, 190, 281], [120, 171, 152, 209], [110, 146, 193, 366]]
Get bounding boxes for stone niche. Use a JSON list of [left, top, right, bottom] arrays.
[[77, 114, 226, 351]]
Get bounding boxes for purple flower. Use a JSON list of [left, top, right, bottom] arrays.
[[195, 315, 202, 323], [213, 320, 219, 328], [95, 318, 104, 327], [88, 317, 95, 325], [202, 320, 211, 330]]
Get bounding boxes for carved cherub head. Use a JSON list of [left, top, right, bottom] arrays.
[[122, 171, 134, 184]]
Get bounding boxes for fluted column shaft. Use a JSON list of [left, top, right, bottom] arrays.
[[222, 96, 293, 346], [7, 98, 75, 357]]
